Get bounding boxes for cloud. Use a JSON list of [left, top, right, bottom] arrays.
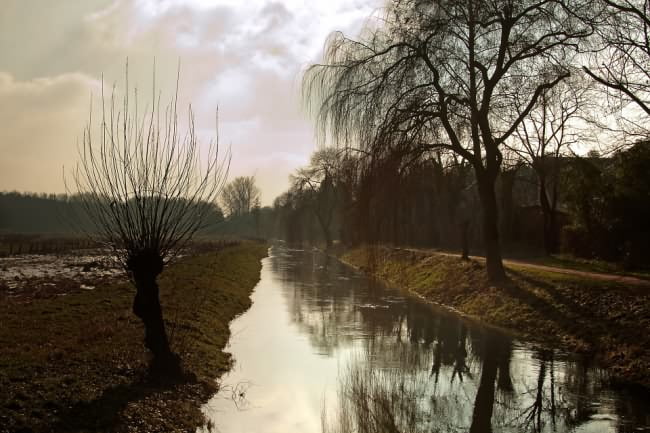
[[0, 0, 384, 204], [0, 72, 100, 193]]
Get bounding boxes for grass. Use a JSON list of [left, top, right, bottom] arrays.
[[323, 360, 432, 433], [342, 246, 650, 388], [0, 241, 268, 433]]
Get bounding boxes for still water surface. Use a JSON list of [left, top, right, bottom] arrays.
[[201, 244, 649, 433]]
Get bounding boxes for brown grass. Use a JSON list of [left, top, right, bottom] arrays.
[[0, 242, 268, 433]]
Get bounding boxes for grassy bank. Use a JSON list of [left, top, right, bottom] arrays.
[[0, 242, 268, 433], [342, 246, 650, 388]]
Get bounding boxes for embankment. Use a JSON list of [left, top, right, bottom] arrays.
[[342, 245, 650, 388], [0, 242, 268, 432]]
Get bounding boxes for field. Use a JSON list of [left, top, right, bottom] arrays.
[[0, 234, 98, 257], [0, 241, 268, 433]]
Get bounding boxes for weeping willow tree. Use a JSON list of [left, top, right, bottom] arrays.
[[303, 0, 596, 281], [291, 148, 342, 249], [71, 69, 229, 374], [584, 0, 650, 135]]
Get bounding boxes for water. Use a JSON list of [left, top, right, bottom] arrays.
[[200, 243, 649, 433]]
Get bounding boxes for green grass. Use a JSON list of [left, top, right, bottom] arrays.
[[0, 242, 268, 433], [343, 246, 650, 388]]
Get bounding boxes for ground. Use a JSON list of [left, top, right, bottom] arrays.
[[0, 242, 268, 433], [0, 249, 123, 300], [342, 245, 650, 389]]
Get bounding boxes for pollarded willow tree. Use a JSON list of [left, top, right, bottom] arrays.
[[303, 0, 596, 281], [72, 72, 229, 374]]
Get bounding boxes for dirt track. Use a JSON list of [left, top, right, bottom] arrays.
[[405, 248, 650, 288]]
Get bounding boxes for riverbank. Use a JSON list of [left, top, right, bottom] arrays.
[[342, 245, 650, 388], [0, 242, 268, 433]]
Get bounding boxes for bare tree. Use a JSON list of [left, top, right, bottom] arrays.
[[220, 176, 261, 218], [71, 70, 229, 374], [291, 148, 341, 249], [509, 78, 588, 254], [304, 0, 595, 281]]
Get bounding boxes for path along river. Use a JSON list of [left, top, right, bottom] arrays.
[[200, 243, 649, 433]]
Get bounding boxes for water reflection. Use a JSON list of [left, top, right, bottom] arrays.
[[202, 244, 649, 433]]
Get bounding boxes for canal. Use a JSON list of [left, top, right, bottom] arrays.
[[201, 243, 649, 433]]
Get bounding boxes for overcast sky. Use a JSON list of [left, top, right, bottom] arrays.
[[0, 0, 383, 205]]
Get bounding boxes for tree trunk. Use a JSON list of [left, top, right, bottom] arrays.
[[316, 213, 333, 249], [132, 271, 180, 375], [498, 169, 517, 247], [539, 180, 557, 255], [477, 175, 507, 282], [128, 252, 180, 377], [324, 230, 333, 249], [497, 339, 514, 393], [460, 220, 470, 260]]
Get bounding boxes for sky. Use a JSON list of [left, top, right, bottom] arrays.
[[0, 0, 383, 205]]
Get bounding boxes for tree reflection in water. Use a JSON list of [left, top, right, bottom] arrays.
[[270, 245, 648, 433], [322, 341, 623, 433]]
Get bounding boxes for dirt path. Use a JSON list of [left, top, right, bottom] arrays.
[[347, 245, 650, 387], [404, 248, 650, 288], [502, 258, 650, 287]]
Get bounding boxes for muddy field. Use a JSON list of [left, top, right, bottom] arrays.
[[0, 250, 124, 301], [0, 242, 268, 432]]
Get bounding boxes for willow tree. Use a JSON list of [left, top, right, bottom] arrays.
[[72, 73, 229, 374], [584, 0, 650, 134], [291, 148, 342, 248], [303, 0, 594, 281]]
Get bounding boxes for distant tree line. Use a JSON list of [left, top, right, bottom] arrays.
[[0, 175, 273, 242], [0, 192, 225, 237], [0, 192, 94, 234]]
